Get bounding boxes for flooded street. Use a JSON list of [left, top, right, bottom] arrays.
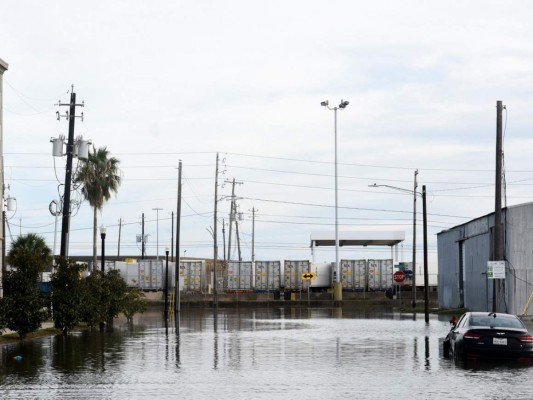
[[1, 307, 533, 399]]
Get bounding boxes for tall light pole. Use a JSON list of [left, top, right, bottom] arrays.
[[369, 182, 430, 322], [164, 248, 169, 319], [153, 207, 163, 261], [213, 153, 220, 307], [321, 99, 349, 303], [412, 170, 418, 308], [100, 225, 106, 273]]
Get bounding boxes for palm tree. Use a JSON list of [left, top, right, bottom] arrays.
[[7, 233, 52, 275], [74, 146, 121, 270]]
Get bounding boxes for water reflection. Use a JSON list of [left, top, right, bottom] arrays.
[[0, 340, 46, 378], [424, 335, 430, 370], [1, 307, 533, 399]]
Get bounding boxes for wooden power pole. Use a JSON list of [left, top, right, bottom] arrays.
[[493, 100, 505, 312]]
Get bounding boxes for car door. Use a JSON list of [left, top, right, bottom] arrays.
[[449, 314, 468, 350]]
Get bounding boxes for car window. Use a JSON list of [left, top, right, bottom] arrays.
[[456, 315, 467, 328], [470, 314, 525, 329]]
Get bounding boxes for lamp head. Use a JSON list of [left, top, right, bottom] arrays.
[[339, 100, 349, 109], [100, 225, 107, 237], [320, 100, 329, 107]]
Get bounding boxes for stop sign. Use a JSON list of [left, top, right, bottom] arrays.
[[393, 271, 406, 283]]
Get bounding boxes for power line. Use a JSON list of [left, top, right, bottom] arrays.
[[239, 196, 473, 219]]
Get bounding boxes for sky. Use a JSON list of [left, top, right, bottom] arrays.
[[2, 0, 533, 280]]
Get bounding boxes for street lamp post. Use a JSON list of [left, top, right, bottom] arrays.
[[321, 99, 349, 303], [100, 225, 106, 273], [369, 182, 430, 323]]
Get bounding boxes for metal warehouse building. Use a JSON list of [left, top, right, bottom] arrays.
[[438, 201, 533, 315]]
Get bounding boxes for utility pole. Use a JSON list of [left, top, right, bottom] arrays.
[[227, 179, 235, 261], [225, 178, 243, 261], [0, 58, 8, 298], [250, 207, 258, 263], [175, 160, 182, 313], [213, 153, 219, 306], [422, 185, 429, 323], [235, 202, 242, 261], [493, 100, 505, 312], [412, 169, 418, 308], [117, 218, 122, 258], [141, 213, 145, 259], [171, 211, 174, 261], [222, 218, 226, 262], [58, 86, 84, 258]]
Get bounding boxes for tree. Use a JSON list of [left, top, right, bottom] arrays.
[[80, 271, 105, 329], [1, 234, 51, 339], [122, 288, 148, 323], [7, 233, 52, 274], [101, 270, 128, 327], [74, 146, 121, 270], [0, 269, 47, 339], [79, 270, 128, 331], [50, 258, 87, 335]]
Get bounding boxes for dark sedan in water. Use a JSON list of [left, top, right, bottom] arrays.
[[444, 312, 533, 362]]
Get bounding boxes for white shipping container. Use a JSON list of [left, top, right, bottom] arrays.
[[284, 260, 310, 291], [115, 261, 128, 283], [161, 261, 176, 289], [367, 260, 381, 291], [138, 260, 150, 290], [127, 263, 140, 287], [341, 259, 366, 291], [227, 261, 253, 290], [255, 261, 281, 291], [137, 260, 163, 290], [180, 261, 204, 292], [367, 259, 393, 291], [309, 263, 332, 289], [381, 259, 393, 289]]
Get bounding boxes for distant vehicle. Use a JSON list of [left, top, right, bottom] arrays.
[[443, 312, 533, 362]]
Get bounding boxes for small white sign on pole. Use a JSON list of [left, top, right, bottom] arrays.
[[487, 261, 506, 279]]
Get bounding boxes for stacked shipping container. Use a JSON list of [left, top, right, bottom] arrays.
[[112, 259, 396, 293]]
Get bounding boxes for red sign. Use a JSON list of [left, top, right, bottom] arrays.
[[393, 271, 406, 283]]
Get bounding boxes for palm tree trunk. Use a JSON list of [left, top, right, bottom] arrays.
[[92, 206, 98, 271]]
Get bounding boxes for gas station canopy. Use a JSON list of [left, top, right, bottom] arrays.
[[310, 231, 405, 247]]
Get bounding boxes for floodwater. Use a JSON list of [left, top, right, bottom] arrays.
[[1, 307, 533, 399]]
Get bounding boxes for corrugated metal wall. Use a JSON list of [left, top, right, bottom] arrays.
[[438, 227, 462, 309], [505, 203, 533, 315], [438, 202, 533, 315], [463, 230, 491, 312]]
